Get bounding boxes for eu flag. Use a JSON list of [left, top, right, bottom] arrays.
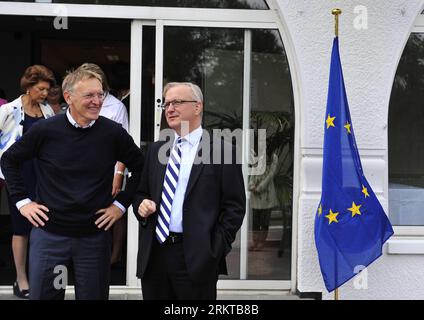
[[314, 37, 394, 292]]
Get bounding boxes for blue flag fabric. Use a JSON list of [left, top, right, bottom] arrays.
[[314, 37, 394, 292]]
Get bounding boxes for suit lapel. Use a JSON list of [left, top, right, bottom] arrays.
[[154, 141, 170, 202]]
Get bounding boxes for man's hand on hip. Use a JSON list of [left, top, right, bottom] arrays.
[[19, 202, 49, 227]]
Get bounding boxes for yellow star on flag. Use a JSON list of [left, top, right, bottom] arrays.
[[325, 209, 339, 224], [318, 204, 322, 216], [348, 202, 362, 217], [344, 121, 351, 134], [362, 185, 370, 198], [326, 114, 336, 129]]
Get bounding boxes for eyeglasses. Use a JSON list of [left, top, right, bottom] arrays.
[[72, 91, 107, 101], [161, 99, 198, 110]]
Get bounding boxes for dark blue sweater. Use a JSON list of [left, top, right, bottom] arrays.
[[1, 114, 144, 237]]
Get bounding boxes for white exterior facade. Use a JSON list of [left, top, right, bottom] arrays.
[[1, 0, 424, 299], [273, 0, 424, 299]]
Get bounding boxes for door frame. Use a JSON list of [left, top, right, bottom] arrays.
[[0, 1, 300, 293], [149, 19, 291, 291]]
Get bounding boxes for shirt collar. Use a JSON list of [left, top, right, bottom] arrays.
[[175, 125, 203, 147], [66, 108, 96, 129]]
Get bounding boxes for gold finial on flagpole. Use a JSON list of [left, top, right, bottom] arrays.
[[332, 8, 342, 37]]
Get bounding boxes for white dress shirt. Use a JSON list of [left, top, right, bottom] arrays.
[[168, 125, 203, 233], [66, 108, 95, 128], [100, 93, 129, 132]]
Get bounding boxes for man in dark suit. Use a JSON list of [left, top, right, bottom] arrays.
[[133, 82, 246, 300]]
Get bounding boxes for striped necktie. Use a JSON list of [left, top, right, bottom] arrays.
[[156, 137, 183, 243]]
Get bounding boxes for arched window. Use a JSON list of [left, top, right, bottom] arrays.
[[388, 32, 424, 226]]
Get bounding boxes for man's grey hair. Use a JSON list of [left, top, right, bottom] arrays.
[[62, 67, 102, 93], [163, 82, 203, 103], [77, 63, 110, 92]]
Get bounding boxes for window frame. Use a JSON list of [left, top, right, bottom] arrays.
[[388, 17, 424, 236]]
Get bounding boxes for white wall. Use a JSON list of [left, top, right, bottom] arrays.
[[274, 0, 424, 299]]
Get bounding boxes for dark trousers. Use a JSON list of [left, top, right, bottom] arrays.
[[29, 227, 111, 300], [141, 239, 218, 300]]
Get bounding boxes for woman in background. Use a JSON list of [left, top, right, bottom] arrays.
[[47, 84, 67, 114], [249, 152, 279, 251], [0, 65, 55, 298]]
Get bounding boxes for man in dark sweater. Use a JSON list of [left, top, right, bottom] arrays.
[[1, 67, 144, 300]]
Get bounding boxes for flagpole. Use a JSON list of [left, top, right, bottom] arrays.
[[315, 6, 393, 300], [332, 8, 342, 37], [331, 8, 341, 300]]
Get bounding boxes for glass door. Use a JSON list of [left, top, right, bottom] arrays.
[[143, 21, 294, 287]]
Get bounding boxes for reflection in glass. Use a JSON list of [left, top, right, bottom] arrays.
[[388, 33, 424, 226], [162, 27, 294, 280], [163, 26, 244, 279], [248, 29, 293, 280], [43, 0, 269, 9]]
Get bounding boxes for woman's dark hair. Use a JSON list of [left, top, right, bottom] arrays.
[[20, 65, 56, 93]]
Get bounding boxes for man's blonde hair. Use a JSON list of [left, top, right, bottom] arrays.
[[62, 67, 102, 93], [77, 63, 110, 92]]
